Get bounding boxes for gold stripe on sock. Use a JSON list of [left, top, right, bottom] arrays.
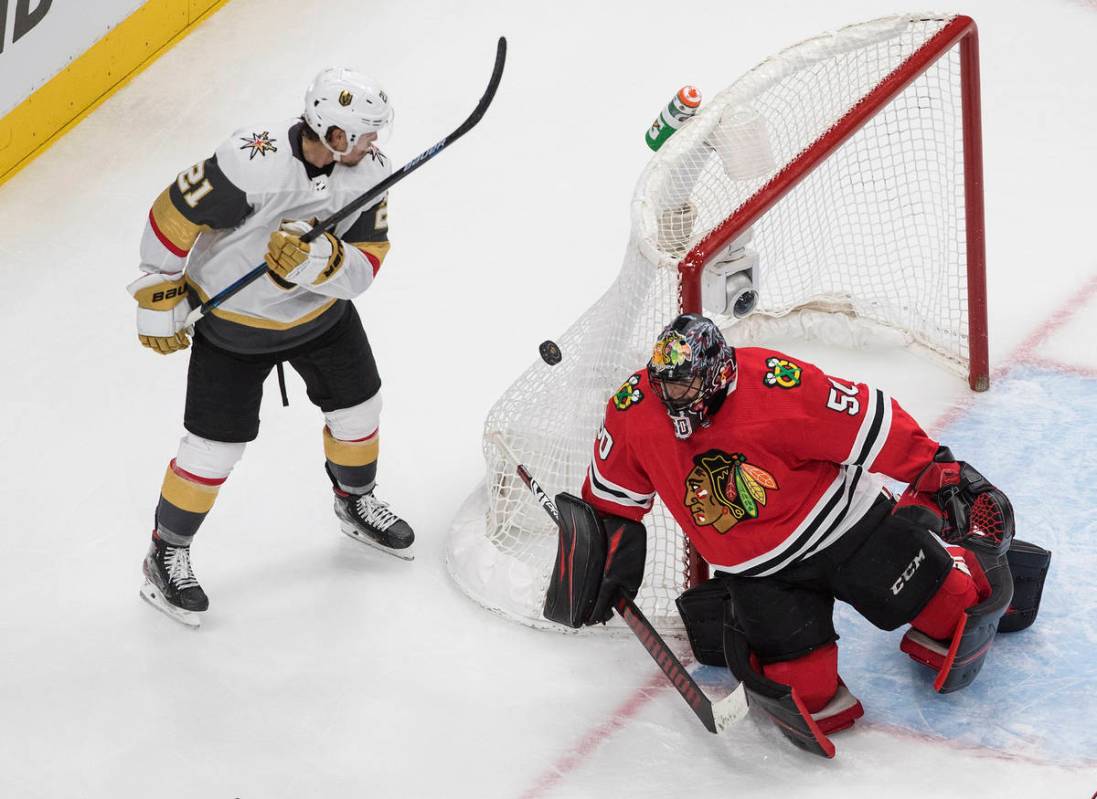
[[323, 426, 379, 467], [160, 464, 221, 514]]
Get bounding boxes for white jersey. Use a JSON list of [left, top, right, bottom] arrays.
[[139, 118, 392, 352]]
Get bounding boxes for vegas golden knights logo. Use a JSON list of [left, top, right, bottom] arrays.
[[338, 90, 354, 106]]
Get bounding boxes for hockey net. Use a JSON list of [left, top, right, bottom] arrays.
[[445, 13, 987, 633]]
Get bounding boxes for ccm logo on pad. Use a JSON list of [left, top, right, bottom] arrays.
[[891, 549, 926, 596]]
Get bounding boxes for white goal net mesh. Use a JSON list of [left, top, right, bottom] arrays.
[[446, 13, 977, 632]]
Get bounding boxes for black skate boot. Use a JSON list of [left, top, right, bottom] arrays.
[[334, 488, 415, 560], [139, 532, 208, 628]]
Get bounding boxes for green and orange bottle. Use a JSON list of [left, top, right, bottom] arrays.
[[645, 85, 702, 151]]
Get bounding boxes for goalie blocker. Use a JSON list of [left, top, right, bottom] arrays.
[[543, 493, 647, 628]]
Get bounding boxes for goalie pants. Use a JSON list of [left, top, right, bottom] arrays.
[[720, 493, 955, 665]]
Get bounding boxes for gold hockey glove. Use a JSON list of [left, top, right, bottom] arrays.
[[266, 220, 345, 285], [127, 271, 191, 355]]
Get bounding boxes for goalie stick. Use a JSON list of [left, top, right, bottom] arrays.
[[489, 432, 748, 735], [184, 36, 508, 327]]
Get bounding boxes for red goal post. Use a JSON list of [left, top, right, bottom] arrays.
[[447, 13, 989, 633], [677, 13, 987, 390]]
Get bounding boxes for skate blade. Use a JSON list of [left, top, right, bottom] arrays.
[[139, 582, 202, 629], [340, 522, 415, 561]]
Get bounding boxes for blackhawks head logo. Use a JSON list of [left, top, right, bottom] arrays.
[[613, 374, 643, 411], [764, 357, 802, 389], [683, 450, 778, 534]]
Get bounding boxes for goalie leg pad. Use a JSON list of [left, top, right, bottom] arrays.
[[761, 644, 864, 734], [722, 610, 859, 759], [998, 538, 1051, 633], [810, 680, 865, 736], [906, 547, 980, 641], [722, 570, 837, 662], [761, 643, 838, 714], [902, 547, 1013, 693], [676, 576, 733, 667]]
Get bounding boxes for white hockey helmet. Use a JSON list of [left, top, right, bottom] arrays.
[[304, 67, 393, 157]]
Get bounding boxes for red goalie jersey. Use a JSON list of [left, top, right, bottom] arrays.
[[580, 347, 941, 576]]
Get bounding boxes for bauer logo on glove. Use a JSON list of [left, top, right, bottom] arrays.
[[266, 219, 346, 286], [127, 271, 192, 355]]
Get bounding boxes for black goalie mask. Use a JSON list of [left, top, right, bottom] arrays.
[[647, 314, 737, 440]]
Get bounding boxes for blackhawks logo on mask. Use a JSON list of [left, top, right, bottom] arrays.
[[613, 374, 643, 411], [650, 331, 692, 370], [683, 450, 778, 534], [764, 357, 802, 389]]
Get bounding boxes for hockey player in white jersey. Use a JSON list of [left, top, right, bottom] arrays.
[[130, 68, 413, 627]]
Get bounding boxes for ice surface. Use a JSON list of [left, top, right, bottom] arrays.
[[1, 0, 1095, 797]]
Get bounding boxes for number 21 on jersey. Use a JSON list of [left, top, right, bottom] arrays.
[[176, 163, 214, 209]]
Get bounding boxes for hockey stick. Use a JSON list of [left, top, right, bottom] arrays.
[[489, 432, 748, 735], [184, 36, 508, 327]]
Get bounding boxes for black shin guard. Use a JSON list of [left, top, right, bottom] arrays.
[[676, 577, 732, 667]]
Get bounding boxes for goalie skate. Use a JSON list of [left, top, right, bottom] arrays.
[[334, 490, 415, 561]]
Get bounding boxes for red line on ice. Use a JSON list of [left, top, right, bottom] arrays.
[[1016, 355, 1097, 379], [519, 671, 670, 799], [929, 272, 1097, 433], [1010, 273, 1097, 365]]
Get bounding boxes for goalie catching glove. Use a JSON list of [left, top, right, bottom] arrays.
[[542, 493, 647, 628], [266, 220, 346, 286], [127, 271, 191, 355], [893, 446, 1015, 554]]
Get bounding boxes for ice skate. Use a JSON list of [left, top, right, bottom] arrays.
[[334, 489, 415, 560], [139, 534, 208, 628]]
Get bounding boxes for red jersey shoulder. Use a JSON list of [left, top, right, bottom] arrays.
[[608, 369, 649, 414], [600, 368, 668, 441], [736, 347, 818, 391]]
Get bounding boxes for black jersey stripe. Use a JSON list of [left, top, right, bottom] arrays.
[[796, 467, 865, 563], [735, 474, 850, 577], [852, 389, 886, 466], [587, 464, 653, 509]]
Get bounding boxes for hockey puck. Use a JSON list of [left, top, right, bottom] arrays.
[[539, 340, 562, 365]]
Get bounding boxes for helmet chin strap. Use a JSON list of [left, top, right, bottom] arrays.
[[321, 136, 354, 162]]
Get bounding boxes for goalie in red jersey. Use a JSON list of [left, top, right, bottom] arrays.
[[546, 313, 1048, 756]]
